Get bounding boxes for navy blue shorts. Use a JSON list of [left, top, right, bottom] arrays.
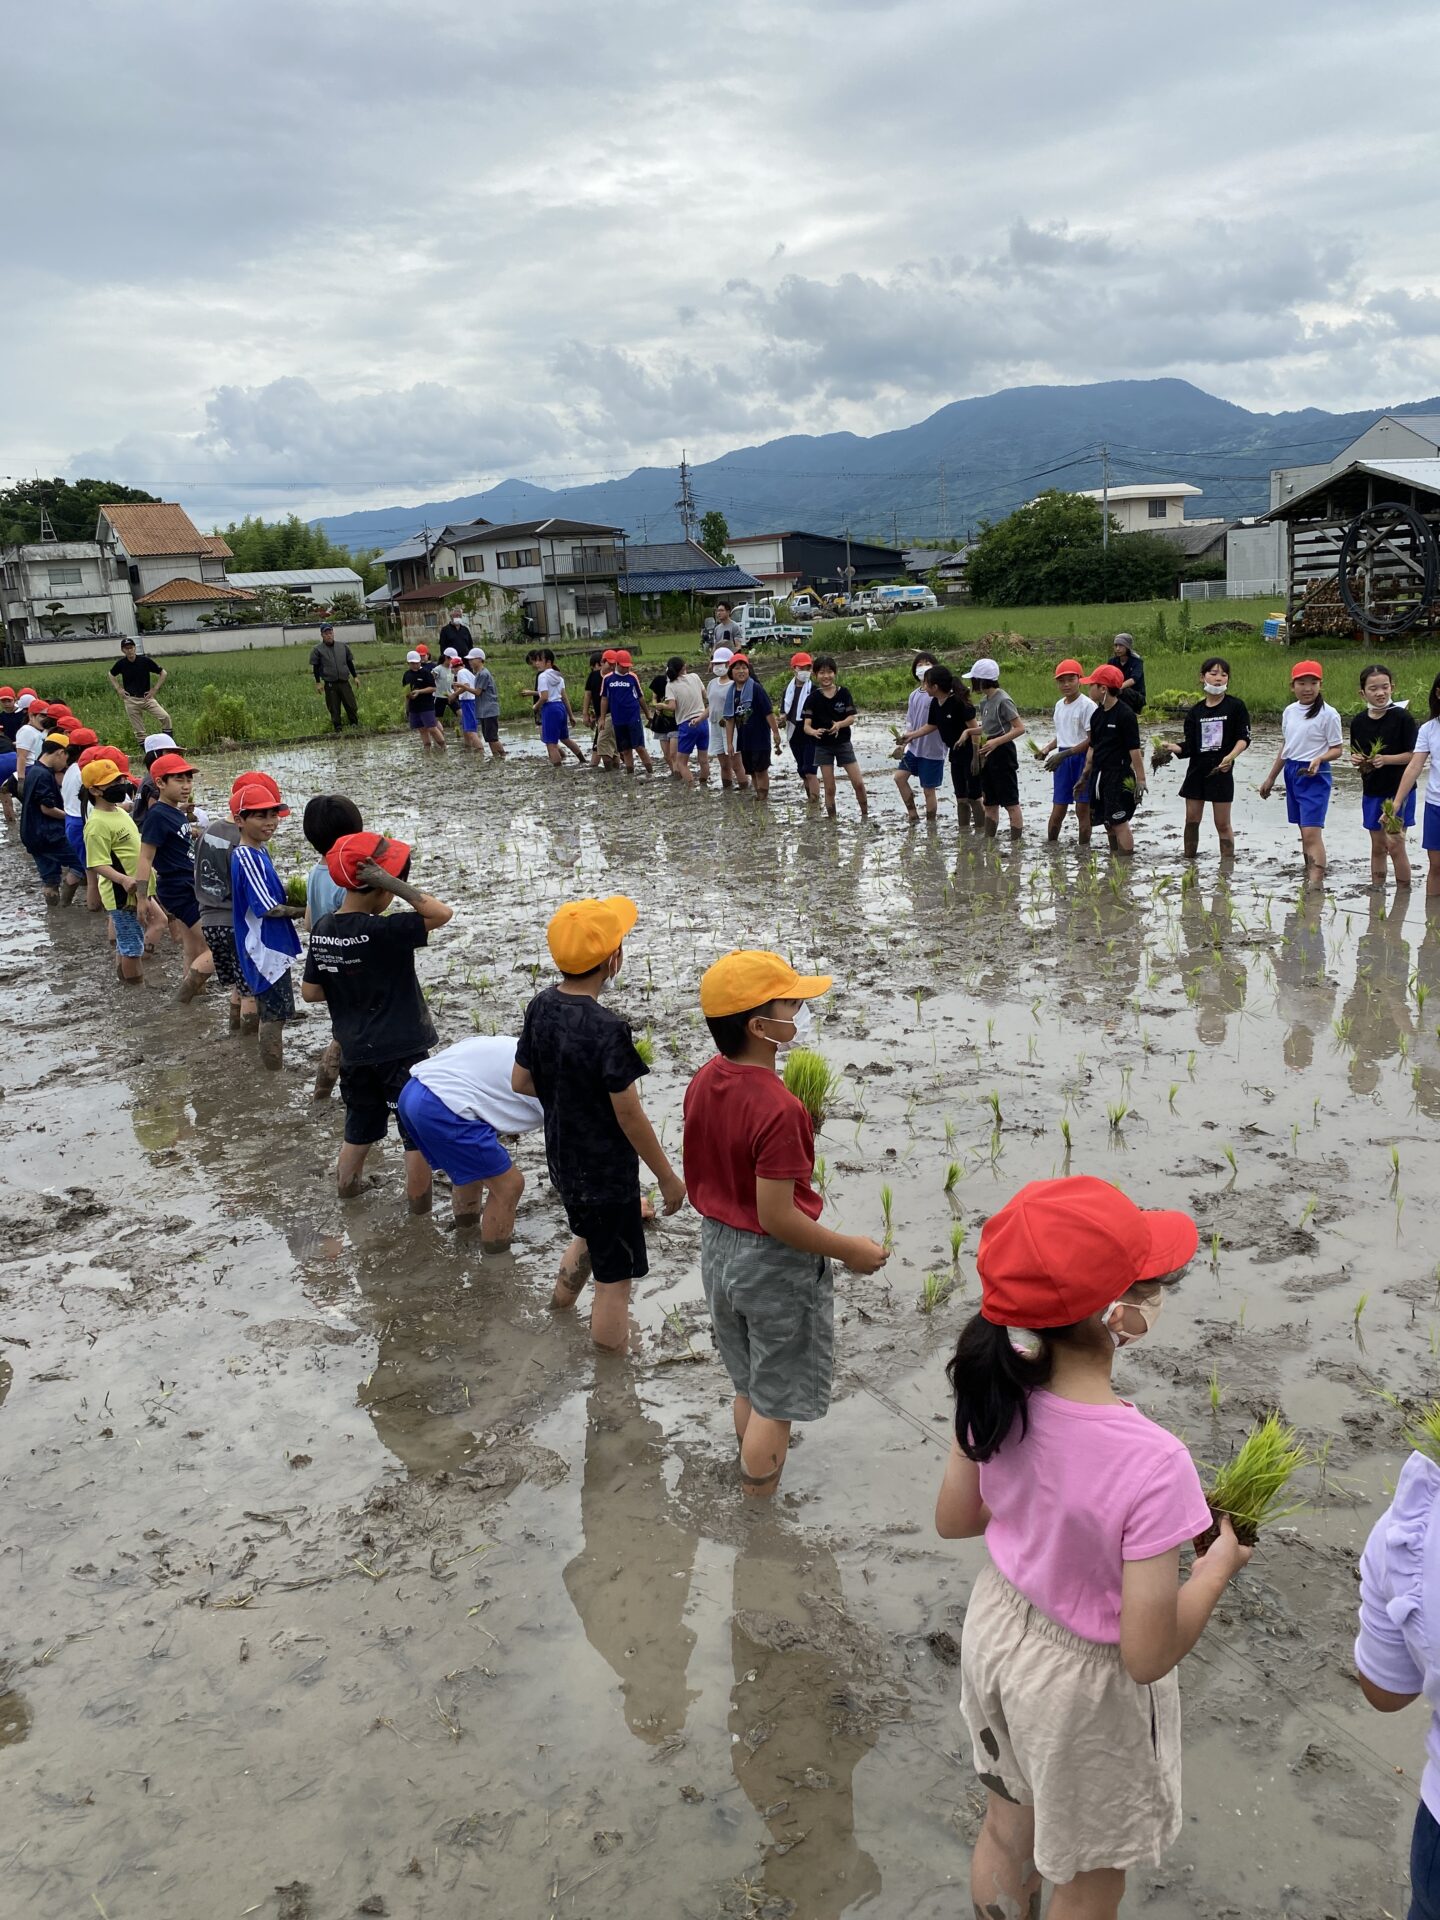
[[157, 882, 200, 928], [459, 698, 478, 734], [900, 750, 944, 790], [65, 817, 87, 872], [1052, 755, 1091, 806], [1363, 791, 1416, 832], [408, 706, 435, 730], [396, 1079, 514, 1185], [1410, 1800, 1440, 1920], [613, 718, 644, 752], [32, 848, 64, 886], [790, 732, 818, 777], [1426, 803, 1440, 852]]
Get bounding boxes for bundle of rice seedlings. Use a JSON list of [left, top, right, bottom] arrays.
[[1198, 1413, 1309, 1549], [1026, 736, 1045, 761], [634, 1032, 656, 1068], [782, 1047, 841, 1129], [285, 872, 308, 908], [1150, 737, 1175, 771], [1402, 1400, 1440, 1465]]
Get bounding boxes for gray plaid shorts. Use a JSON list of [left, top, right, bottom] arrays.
[[700, 1217, 834, 1422]]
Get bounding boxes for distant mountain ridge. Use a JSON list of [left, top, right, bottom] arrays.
[[314, 378, 1440, 553]]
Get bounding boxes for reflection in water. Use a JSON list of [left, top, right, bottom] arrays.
[[0, 1356, 10, 1409], [1342, 892, 1415, 1094], [728, 1525, 881, 1919], [1180, 881, 1249, 1047], [0, 1670, 31, 1746], [563, 1368, 698, 1743], [1273, 891, 1336, 1070], [1414, 902, 1440, 1117]]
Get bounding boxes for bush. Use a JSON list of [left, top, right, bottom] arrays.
[[192, 683, 255, 748]]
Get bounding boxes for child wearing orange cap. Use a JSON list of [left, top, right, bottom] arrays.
[[231, 779, 305, 1068], [0, 687, 20, 824], [683, 952, 888, 1496], [1035, 660, 1096, 844], [1080, 664, 1147, 855], [781, 651, 819, 802], [302, 833, 454, 1207], [934, 1176, 1249, 1920], [511, 896, 685, 1348], [1259, 660, 1345, 880]]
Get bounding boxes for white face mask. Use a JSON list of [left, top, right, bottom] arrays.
[[914, 664, 929, 681], [795, 668, 811, 683], [759, 1002, 816, 1061], [1203, 677, 1228, 695]]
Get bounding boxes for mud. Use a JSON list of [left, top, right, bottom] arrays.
[[3, 718, 1436, 1917]]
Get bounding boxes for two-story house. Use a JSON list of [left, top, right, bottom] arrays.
[[429, 518, 625, 640], [95, 503, 255, 631], [1, 538, 140, 657]]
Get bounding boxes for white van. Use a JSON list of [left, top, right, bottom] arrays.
[[872, 584, 939, 613]]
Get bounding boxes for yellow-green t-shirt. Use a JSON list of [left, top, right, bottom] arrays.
[[83, 806, 155, 910]]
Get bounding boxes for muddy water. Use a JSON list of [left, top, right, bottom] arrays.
[[3, 718, 1436, 1918]]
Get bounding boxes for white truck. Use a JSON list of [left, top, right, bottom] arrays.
[[727, 602, 811, 648]]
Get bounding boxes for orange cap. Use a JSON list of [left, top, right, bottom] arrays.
[[546, 895, 638, 974], [790, 652, 813, 668], [699, 949, 833, 1019], [978, 1177, 1197, 1329], [1054, 658, 1083, 678], [1291, 659, 1323, 681], [66, 726, 98, 748]]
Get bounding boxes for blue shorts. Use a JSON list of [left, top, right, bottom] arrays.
[[0, 751, 17, 787], [1410, 1799, 1440, 1920], [459, 698, 478, 734], [66, 817, 87, 872], [110, 905, 146, 957], [1362, 791, 1416, 832], [1284, 760, 1332, 827], [396, 1079, 514, 1184], [676, 718, 710, 757], [613, 718, 644, 752], [540, 702, 569, 744], [900, 750, 945, 790], [790, 732, 818, 777], [32, 848, 64, 886], [156, 882, 200, 928], [1425, 804, 1440, 852], [408, 706, 435, 730], [1052, 755, 1092, 806]]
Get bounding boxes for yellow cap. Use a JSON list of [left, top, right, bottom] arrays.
[[700, 950, 833, 1018], [80, 756, 123, 789], [546, 895, 638, 974]]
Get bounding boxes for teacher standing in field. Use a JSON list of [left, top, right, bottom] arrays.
[[109, 637, 172, 742], [310, 621, 360, 730]]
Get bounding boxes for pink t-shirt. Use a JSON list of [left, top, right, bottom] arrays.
[[979, 1390, 1211, 1644]]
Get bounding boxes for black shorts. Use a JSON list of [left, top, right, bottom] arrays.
[[740, 742, 772, 776], [816, 737, 857, 767], [203, 924, 245, 989], [561, 1194, 649, 1284], [1095, 764, 1139, 824], [480, 715, 499, 742], [1179, 764, 1235, 804], [980, 742, 1019, 808], [950, 749, 982, 800], [340, 1052, 430, 1147], [157, 884, 200, 929]]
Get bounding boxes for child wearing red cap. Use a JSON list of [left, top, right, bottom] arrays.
[[781, 652, 820, 802], [598, 652, 652, 774], [1035, 661, 1096, 844], [193, 776, 264, 1031], [301, 833, 454, 1207], [512, 897, 684, 1348], [1259, 661, 1344, 879], [934, 1176, 1250, 1918], [231, 781, 304, 1068], [1081, 664, 1147, 854], [134, 752, 211, 993]]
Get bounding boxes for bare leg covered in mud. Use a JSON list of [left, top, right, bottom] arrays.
[[452, 1164, 523, 1243], [550, 1240, 633, 1349], [337, 1142, 433, 1211], [971, 1793, 1042, 1920], [733, 1393, 789, 1497]]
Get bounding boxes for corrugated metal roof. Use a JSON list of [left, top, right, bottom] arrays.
[[1263, 458, 1440, 520], [379, 534, 430, 563], [225, 568, 365, 587]]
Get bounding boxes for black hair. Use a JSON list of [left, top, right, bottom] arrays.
[[706, 999, 777, 1057], [1429, 673, 1440, 721], [926, 663, 955, 694], [302, 793, 364, 856], [1200, 655, 1230, 677], [666, 655, 685, 678], [813, 653, 837, 674], [588, 650, 603, 666], [536, 647, 555, 665], [969, 677, 998, 692], [143, 747, 167, 768], [64, 741, 84, 765], [1359, 661, 1393, 691], [946, 1312, 1090, 1461], [910, 649, 938, 673], [1300, 691, 1324, 719]]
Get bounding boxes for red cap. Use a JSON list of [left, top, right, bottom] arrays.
[[18, 687, 35, 697], [150, 751, 198, 779], [1081, 664, 1124, 690], [326, 831, 411, 890], [615, 649, 633, 667], [978, 1177, 1198, 1329], [790, 652, 813, 668], [415, 644, 430, 657], [1291, 658, 1323, 681], [230, 769, 280, 802], [601, 649, 618, 664], [728, 652, 749, 667], [79, 742, 130, 772], [232, 780, 288, 816], [66, 726, 99, 748], [28, 702, 50, 716], [1054, 658, 1083, 678], [0, 687, 13, 700]]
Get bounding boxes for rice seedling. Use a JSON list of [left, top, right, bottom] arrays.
[[985, 1088, 1003, 1126], [783, 1052, 840, 1121], [1312, 1095, 1321, 1129], [944, 1115, 957, 1151], [634, 1031, 656, 1068], [1352, 1292, 1369, 1337], [1186, 1050, 1197, 1079], [1106, 1101, 1129, 1132], [949, 1221, 965, 1266], [986, 1016, 996, 1047], [880, 1183, 894, 1251], [1289, 1122, 1300, 1154], [1418, 981, 1431, 1017], [918, 1271, 955, 1315], [1026, 1034, 1038, 1064], [1299, 1193, 1317, 1227], [1060, 1117, 1072, 1153], [1209, 1229, 1221, 1270], [1221, 1143, 1237, 1179], [988, 1126, 1004, 1169], [813, 1155, 829, 1196], [1403, 1400, 1440, 1465], [1201, 1413, 1310, 1546], [1167, 1083, 1179, 1112], [1207, 1368, 1223, 1413], [1390, 1144, 1402, 1183], [943, 1161, 961, 1193]]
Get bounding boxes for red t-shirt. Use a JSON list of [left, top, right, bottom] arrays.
[[682, 1055, 823, 1234]]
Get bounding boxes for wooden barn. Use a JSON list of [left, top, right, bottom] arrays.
[[1263, 457, 1440, 639]]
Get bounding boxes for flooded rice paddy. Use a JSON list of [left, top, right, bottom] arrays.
[[3, 715, 1438, 1919]]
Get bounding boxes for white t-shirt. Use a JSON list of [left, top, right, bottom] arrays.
[[782, 677, 812, 739], [1053, 692, 1096, 751], [431, 663, 454, 696], [61, 761, 84, 817], [1281, 700, 1343, 764], [537, 667, 565, 704], [669, 672, 707, 726], [408, 1036, 544, 1133], [454, 668, 476, 699], [707, 675, 731, 726], [1417, 718, 1440, 806], [15, 722, 46, 764]]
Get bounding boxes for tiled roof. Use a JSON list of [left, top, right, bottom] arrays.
[[395, 580, 474, 603], [200, 533, 233, 558], [134, 577, 257, 606], [622, 540, 717, 571], [98, 501, 208, 556], [619, 565, 761, 595]]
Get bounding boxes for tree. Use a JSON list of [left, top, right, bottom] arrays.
[[216, 513, 385, 590], [966, 490, 1179, 606], [328, 592, 362, 621], [698, 510, 734, 566], [0, 476, 159, 545]]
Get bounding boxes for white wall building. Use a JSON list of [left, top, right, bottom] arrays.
[[1270, 415, 1440, 511], [0, 539, 139, 652], [1074, 482, 1221, 533], [224, 567, 366, 605], [427, 517, 623, 639]]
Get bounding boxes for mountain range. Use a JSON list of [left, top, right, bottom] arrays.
[[313, 378, 1440, 554]]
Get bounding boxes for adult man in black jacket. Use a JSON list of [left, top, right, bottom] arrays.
[[310, 621, 359, 729]]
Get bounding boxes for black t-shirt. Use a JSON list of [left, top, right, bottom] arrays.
[[514, 985, 647, 1204], [649, 673, 675, 729], [303, 910, 436, 1064], [584, 668, 603, 715], [1089, 698, 1142, 774], [402, 666, 436, 713], [1351, 705, 1419, 799], [0, 710, 23, 744], [112, 654, 163, 697], [1178, 694, 1251, 781], [806, 685, 856, 732], [931, 692, 974, 751], [1108, 651, 1146, 701]]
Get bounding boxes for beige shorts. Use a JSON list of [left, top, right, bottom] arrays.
[[959, 1562, 1182, 1885], [594, 715, 617, 758]]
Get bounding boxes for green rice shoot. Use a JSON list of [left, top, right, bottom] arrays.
[[918, 1271, 955, 1315], [782, 1047, 842, 1129], [634, 1031, 656, 1068], [1403, 1401, 1440, 1467], [1204, 1413, 1310, 1545]]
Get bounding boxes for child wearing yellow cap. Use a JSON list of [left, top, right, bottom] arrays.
[[683, 951, 889, 1497], [81, 757, 154, 981], [512, 896, 685, 1348]]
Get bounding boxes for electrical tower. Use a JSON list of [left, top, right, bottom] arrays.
[[675, 451, 697, 542], [938, 462, 949, 543]]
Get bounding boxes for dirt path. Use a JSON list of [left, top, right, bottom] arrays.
[[2, 722, 1433, 1917]]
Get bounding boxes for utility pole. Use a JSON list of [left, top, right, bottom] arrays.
[[938, 462, 949, 543], [1100, 445, 1110, 554], [675, 451, 697, 543], [892, 509, 900, 550], [38, 507, 57, 542]]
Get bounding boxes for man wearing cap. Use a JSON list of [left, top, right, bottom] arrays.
[[512, 896, 685, 1349], [1081, 663, 1147, 853], [1103, 633, 1146, 713], [109, 638, 171, 742], [309, 621, 359, 731], [683, 952, 888, 1497]]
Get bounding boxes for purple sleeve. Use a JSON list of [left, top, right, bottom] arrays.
[[1121, 1441, 1213, 1561], [1354, 1498, 1426, 1695]]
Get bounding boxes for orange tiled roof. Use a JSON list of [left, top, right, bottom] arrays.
[[200, 533, 233, 558], [134, 577, 257, 606], [99, 501, 207, 556]]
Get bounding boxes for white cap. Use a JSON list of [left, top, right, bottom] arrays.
[[406, 650, 422, 664], [711, 646, 734, 667], [143, 732, 177, 751], [443, 647, 460, 658], [965, 657, 1000, 682], [467, 647, 485, 661], [15, 693, 34, 709]]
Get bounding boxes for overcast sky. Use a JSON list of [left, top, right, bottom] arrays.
[[4, 0, 1438, 526]]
